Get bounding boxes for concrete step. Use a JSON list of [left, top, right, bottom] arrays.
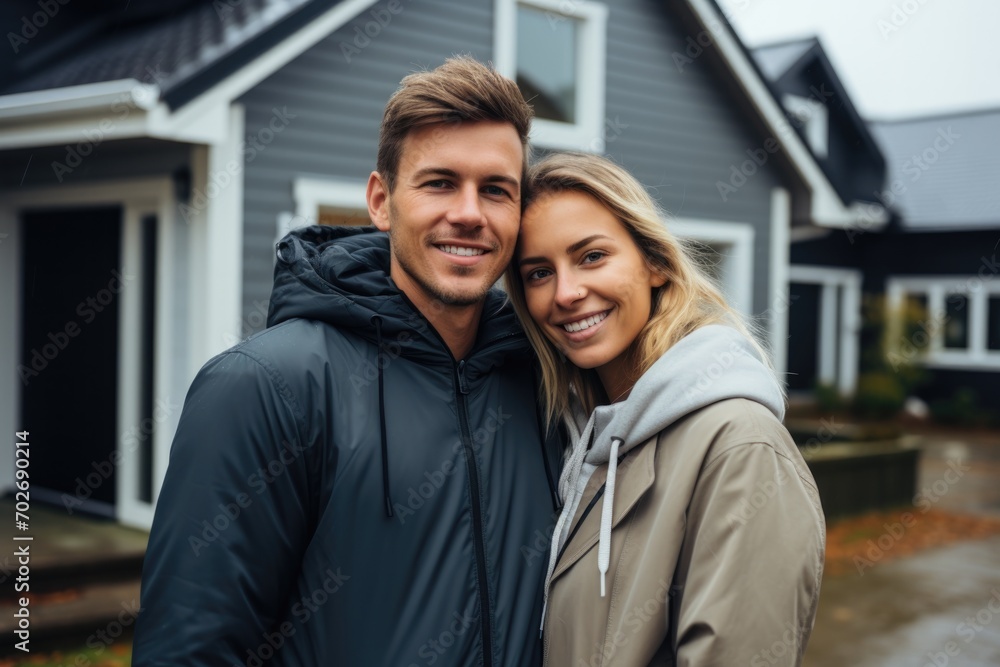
[[0, 579, 141, 657]]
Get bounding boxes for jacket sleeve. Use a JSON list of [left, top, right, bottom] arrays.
[[132, 349, 316, 666], [673, 439, 825, 667]]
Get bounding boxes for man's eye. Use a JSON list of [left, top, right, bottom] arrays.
[[426, 179, 450, 188], [484, 185, 508, 197]]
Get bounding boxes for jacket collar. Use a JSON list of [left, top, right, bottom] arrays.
[[551, 435, 657, 583]]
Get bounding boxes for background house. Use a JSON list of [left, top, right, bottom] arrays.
[[753, 37, 1000, 414], [0, 0, 868, 528]]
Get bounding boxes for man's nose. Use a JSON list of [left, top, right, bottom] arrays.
[[446, 184, 486, 227]]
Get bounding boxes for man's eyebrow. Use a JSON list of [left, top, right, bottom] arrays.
[[519, 235, 613, 267], [410, 167, 519, 189]]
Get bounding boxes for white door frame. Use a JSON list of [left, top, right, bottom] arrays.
[[0, 177, 177, 529], [788, 264, 862, 395], [667, 218, 755, 317]]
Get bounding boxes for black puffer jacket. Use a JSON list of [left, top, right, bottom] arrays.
[[133, 226, 562, 666]]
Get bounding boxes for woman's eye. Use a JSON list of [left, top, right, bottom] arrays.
[[583, 251, 605, 263], [526, 268, 551, 281]]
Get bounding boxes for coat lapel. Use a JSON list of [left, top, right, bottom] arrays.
[[551, 437, 657, 582]]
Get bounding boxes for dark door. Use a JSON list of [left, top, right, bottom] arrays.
[[786, 282, 821, 392], [19, 207, 122, 516]]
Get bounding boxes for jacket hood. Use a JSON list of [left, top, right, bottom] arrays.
[[267, 225, 528, 368], [575, 324, 785, 467], [540, 324, 786, 630]]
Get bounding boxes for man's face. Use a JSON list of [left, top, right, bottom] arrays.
[[368, 120, 523, 311]]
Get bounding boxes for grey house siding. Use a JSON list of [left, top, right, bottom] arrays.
[[239, 0, 785, 328], [603, 1, 781, 317], [238, 0, 495, 320]]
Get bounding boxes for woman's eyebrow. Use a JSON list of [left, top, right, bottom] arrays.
[[519, 234, 613, 267]]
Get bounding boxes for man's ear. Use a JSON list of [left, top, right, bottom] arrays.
[[367, 171, 390, 231]]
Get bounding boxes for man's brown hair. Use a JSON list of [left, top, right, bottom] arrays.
[[376, 55, 533, 193]]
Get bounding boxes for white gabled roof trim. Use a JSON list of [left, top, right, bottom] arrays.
[[685, 0, 878, 229], [0, 79, 158, 120]]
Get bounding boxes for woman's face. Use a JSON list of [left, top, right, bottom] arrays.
[[518, 190, 666, 398]]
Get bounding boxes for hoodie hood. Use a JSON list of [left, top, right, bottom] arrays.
[[267, 225, 528, 369], [540, 324, 786, 631]]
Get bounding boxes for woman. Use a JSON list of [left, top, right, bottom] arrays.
[[505, 153, 825, 665]]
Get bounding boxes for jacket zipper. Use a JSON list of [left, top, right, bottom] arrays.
[[456, 359, 494, 667]]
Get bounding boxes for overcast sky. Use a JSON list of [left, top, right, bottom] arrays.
[[716, 0, 1000, 121]]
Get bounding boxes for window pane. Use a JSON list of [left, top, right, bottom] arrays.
[[944, 294, 968, 349], [989, 296, 1000, 351], [517, 5, 577, 123]]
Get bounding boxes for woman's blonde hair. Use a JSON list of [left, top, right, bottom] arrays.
[[504, 152, 775, 425]]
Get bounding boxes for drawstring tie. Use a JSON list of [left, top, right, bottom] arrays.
[[539, 427, 625, 636], [372, 315, 394, 518], [598, 437, 622, 597]]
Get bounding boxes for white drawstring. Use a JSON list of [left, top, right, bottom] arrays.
[[598, 437, 622, 597]]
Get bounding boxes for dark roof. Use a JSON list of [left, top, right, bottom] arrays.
[[751, 37, 887, 206], [870, 108, 1000, 231], [0, 0, 343, 109], [752, 37, 817, 81]]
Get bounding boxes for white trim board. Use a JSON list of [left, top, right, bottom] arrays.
[[789, 264, 862, 395], [668, 217, 754, 317], [0, 177, 182, 529]]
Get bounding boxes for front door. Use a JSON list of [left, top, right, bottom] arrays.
[[19, 207, 122, 516]]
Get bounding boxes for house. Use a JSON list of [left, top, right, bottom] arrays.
[[0, 0, 871, 528], [866, 109, 1000, 412], [754, 37, 1000, 414], [752, 37, 890, 399]]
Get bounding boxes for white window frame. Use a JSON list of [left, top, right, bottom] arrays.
[[277, 177, 370, 246], [782, 94, 828, 159], [494, 0, 608, 152], [667, 218, 754, 317], [788, 265, 862, 395], [886, 275, 1000, 370]]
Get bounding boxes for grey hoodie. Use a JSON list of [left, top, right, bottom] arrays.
[[540, 324, 786, 630]]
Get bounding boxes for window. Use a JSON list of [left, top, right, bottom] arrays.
[[495, 0, 608, 152], [782, 94, 829, 159], [886, 276, 1000, 370]]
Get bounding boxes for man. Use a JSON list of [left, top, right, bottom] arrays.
[[132, 57, 561, 666]]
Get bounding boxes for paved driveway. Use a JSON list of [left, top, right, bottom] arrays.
[[804, 429, 1000, 666]]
